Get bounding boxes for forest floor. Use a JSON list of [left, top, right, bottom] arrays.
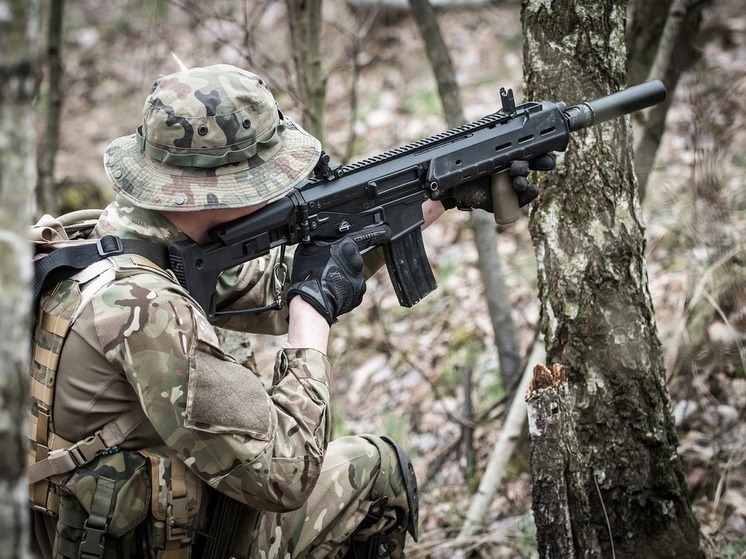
[[50, 0, 745, 557]]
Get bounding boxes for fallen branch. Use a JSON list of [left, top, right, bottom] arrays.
[[452, 337, 545, 558]]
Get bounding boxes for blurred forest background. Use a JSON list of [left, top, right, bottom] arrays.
[[33, 0, 745, 556]]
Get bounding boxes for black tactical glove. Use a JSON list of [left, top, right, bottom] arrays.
[[509, 153, 556, 206], [440, 153, 556, 210], [287, 236, 366, 325]]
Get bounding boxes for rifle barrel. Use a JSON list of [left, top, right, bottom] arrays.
[[565, 80, 666, 131]]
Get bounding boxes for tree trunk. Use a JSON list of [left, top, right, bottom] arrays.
[[525, 364, 591, 558], [409, 0, 522, 392], [626, 0, 704, 200], [0, 0, 39, 556], [37, 0, 65, 216], [522, 0, 703, 556], [285, 0, 326, 144]]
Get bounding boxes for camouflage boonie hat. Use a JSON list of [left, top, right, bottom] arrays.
[[104, 64, 321, 211]]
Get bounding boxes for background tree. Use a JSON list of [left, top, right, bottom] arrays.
[[410, 0, 522, 399], [36, 0, 65, 216], [285, 0, 327, 143], [627, 0, 706, 199], [523, 0, 703, 556], [0, 0, 39, 556]]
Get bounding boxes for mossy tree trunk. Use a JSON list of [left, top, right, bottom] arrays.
[[0, 0, 38, 556], [522, 0, 703, 556]]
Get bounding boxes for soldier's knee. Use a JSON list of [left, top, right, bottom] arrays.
[[362, 435, 419, 542]]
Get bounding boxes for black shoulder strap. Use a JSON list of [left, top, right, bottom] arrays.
[[33, 235, 170, 304]]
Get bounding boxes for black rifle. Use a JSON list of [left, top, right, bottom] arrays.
[[168, 80, 666, 318]]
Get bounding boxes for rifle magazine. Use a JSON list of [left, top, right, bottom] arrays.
[[383, 230, 437, 308]]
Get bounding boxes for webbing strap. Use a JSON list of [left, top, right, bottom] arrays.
[[30, 375, 55, 407], [79, 476, 116, 559], [53, 477, 117, 559], [34, 235, 169, 304], [25, 407, 147, 485], [58, 499, 87, 529], [55, 535, 79, 559], [166, 458, 190, 541], [33, 345, 61, 378], [39, 309, 71, 336]]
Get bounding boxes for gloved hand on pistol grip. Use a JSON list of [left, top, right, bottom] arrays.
[[287, 236, 367, 325], [440, 153, 556, 210]]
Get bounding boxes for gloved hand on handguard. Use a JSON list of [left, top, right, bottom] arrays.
[[287, 236, 367, 325], [440, 153, 556, 211]]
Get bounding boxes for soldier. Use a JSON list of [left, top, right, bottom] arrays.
[[27, 63, 549, 559]]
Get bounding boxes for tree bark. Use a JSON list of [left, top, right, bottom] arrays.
[[526, 364, 593, 559], [36, 0, 65, 216], [0, 0, 39, 556], [522, 0, 703, 556]]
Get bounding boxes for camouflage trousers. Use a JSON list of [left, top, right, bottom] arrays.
[[247, 435, 414, 559]]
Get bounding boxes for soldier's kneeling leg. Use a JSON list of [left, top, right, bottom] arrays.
[[344, 435, 419, 559]]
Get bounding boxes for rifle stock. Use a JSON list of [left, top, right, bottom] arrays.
[[168, 80, 666, 318]]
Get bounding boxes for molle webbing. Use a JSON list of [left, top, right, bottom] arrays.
[[28, 282, 83, 514], [26, 280, 146, 514], [26, 408, 146, 485]]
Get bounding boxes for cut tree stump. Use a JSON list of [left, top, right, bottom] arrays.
[[525, 364, 593, 558]]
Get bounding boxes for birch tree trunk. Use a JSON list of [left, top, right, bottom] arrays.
[[522, 0, 703, 556], [0, 0, 39, 556], [285, 0, 326, 144]]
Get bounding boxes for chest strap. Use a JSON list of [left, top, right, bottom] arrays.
[[25, 407, 147, 485]]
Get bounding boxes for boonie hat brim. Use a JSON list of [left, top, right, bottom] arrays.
[[104, 117, 321, 212]]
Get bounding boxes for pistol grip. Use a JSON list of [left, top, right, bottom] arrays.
[[491, 171, 521, 225], [383, 229, 437, 307]]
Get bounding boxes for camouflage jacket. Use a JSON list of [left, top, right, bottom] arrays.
[[44, 196, 333, 511]]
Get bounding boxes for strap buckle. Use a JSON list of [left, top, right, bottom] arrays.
[[96, 235, 123, 257], [78, 521, 107, 559], [166, 490, 190, 541]]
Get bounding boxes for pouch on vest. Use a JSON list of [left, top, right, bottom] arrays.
[[55, 451, 150, 559], [55, 449, 205, 559], [139, 448, 204, 559]]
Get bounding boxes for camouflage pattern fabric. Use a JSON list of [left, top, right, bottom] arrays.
[[103, 64, 322, 212], [61, 451, 150, 538], [55, 451, 149, 559], [30, 198, 416, 558], [252, 435, 413, 559]]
